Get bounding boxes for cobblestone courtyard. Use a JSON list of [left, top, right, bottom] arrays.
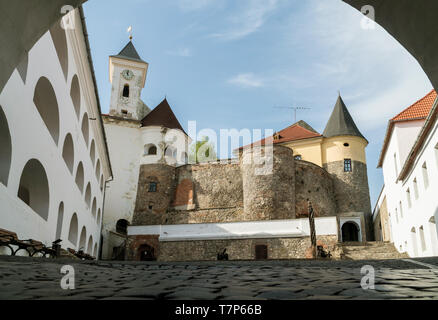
[[0, 256, 438, 300]]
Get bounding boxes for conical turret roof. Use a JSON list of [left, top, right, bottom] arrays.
[[323, 95, 367, 141], [141, 98, 186, 134], [110, 41, 146, 64]]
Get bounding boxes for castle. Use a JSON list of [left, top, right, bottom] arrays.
[[101, 41, 373, 261]]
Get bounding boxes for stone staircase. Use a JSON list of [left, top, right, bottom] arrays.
[[340, 241, 409, 260]]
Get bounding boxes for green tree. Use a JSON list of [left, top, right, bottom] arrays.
[[188, 136, 217, 164]]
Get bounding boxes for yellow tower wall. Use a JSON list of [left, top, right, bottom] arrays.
[[321, 135, 368, 165], [282, 137, 323, 167]]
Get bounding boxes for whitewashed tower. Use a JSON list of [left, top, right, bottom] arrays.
[[108, 40, 150, 119]]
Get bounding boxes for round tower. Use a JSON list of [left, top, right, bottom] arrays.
[[322, 95, 372, 240], [241, 145, 295, 221]]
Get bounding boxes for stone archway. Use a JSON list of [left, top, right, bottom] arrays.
[[139, 244, 156, 261], [342, 222, 360, 242]]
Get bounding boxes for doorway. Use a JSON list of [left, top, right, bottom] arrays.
[[342, 222, 360, 242]]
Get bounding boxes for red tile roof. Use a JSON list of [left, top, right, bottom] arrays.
[[377, 89, 436, 168], [391, 89, 436, 121], [239, 121, 322, 150]]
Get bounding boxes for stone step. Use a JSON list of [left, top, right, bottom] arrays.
[[339, 241, 409, 260]]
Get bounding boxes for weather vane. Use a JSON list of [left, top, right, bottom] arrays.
[[127, 26, 133, 40]]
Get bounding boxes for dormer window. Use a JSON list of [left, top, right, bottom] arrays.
[[122, 84, 129, 98]]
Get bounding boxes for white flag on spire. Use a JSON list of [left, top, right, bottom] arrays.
[[127, 26, 132, 33]]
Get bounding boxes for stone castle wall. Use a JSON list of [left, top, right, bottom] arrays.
[[156, 235, 340, 261], [295, 160, 337, 218], [324, 160, 373, 239]]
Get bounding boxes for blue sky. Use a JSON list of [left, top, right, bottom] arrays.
[[83, 0, 432, 207]]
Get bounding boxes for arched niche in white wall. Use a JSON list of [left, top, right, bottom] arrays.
[[17, 159, 50, 221], [78, 226, 86, 251], [95, 159, 100, 180], [0, 106, 12, 186], [75, 162, 84, 193], [87, 235, 93, 254], [84, 182, 91, 208], [70, 75, 81, 119], [81, 113, 89, 147], [96, 208, 101, 225], [33, 77, 60, 145], [89, 140, 95, 166], [68, 213, 78, 245], [49, 21, 68, 80], [93, 243, 97, 257], [91, 197, 96, 218], [55, 202, 64, 240], [62, 133, 74, 174]]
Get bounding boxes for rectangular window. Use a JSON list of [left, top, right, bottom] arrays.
[[344, 159, 352, 172], [148, 182, 157, 192]]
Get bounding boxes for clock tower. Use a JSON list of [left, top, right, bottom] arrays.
[[108, 40, 150, 120]]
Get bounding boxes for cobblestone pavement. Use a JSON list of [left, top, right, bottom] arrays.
[[0, 256, 438, 300]]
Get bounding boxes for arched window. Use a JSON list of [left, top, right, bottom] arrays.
[[122, 84, 129, 98], [68, 213, 78, 245], [144, 144, 157, 155], [0, 106, 12, 186], [87, 235, 93, 254], [75, 162, 84, 193], [91, 197, 96, 218], [70, 75, 81, 119], [55, 202, 64, 240], [84, 183, 91, 208], [81, 113, 89, 147], [33, 77, 60, 145], [89, 140, 95, 166], [93, 243, 98, 257], [78, 226, 87, 251], [116, 219, 129, 235], [18, 159, 50, 220], [100, 175, 104, 191], [49, 21, 68, 80], [95, 159, 100, 180], [62, 133, 74, 174]]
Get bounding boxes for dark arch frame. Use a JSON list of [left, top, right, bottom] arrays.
[[0, 105, 12, 186]]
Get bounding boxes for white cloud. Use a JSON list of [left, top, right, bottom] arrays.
[[209, 0, 278, 41], [228, 73, 265, 88], [165, 47, 193, 57]]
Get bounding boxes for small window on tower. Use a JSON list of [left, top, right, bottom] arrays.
[[122, 84, 129, 98], [294, 155, 302, 161], [149, 182, 157, 192], [121, 109, 128, 115], [344, 159, 352, 172]]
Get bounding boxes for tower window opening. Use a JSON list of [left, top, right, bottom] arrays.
[[121, 109, 128, 115], [149, 182, 157, 192], [294, 155, 302, 161], [344, 159, 352, 172], [343, 143, 349, 147], [122, 84, 129, 98]]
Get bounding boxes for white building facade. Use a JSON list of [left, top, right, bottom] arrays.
[[0, 7, 112, 257], [377, 90, 438, 257]]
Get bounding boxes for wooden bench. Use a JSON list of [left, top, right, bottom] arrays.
[[67, 248, 95, 260], [0, 228, 59, 258]]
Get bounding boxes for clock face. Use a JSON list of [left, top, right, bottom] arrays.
[[122, 69, 134, 80]]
